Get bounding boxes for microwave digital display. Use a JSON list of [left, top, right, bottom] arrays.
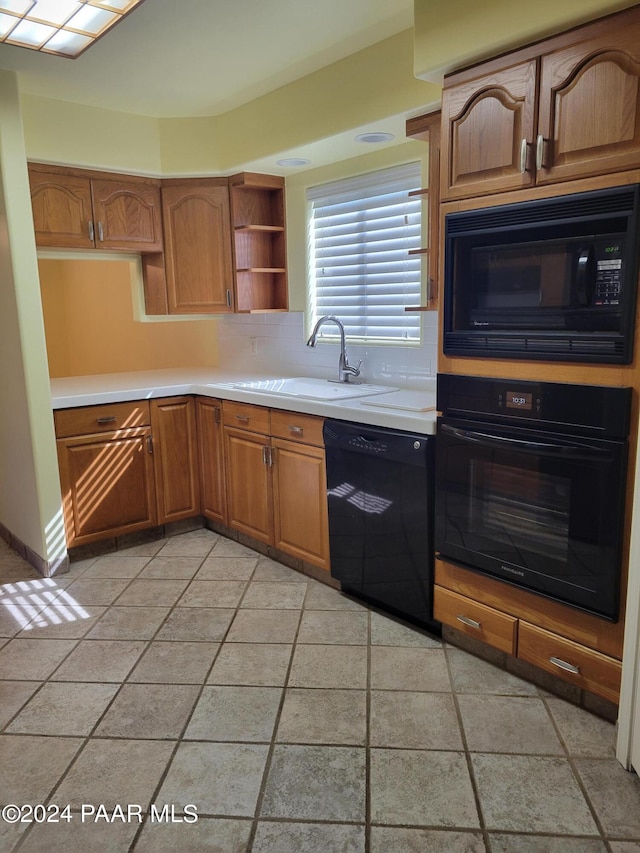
[[443, 185, 640, 364]]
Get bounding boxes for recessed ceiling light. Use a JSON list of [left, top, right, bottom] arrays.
[[355, 132, 395, 144], [0, 0, 146, 58], [276, 158, 311, 167]]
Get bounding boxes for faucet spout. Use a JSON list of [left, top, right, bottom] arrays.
[[306, 315, 362, 383]]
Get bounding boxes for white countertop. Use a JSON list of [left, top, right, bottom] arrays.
[[50, 368, 438, 435]]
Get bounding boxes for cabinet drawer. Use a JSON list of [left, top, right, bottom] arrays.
[[54, 401, 150, 438], [222, 400, 270, 434], [434, 586, 517, 654], [518, 622, 622, 704], [270, 410, 324, 446]]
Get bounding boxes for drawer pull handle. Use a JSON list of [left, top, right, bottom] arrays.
[[236, 415, 250, 423], [96, 416, 117, 425], [288, 425, 304, 435], [549, 656, 580, 675], [457, 614, 481, 630]]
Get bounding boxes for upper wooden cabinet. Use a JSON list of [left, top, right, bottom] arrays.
[[441, 5, 640, 200], [229, 172, 288, 313], [28, 164, 163, 252], [160, 178, 234, 314]]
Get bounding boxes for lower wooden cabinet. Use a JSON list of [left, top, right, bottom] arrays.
[[434, 558, 624, 703], [150, 397, 200, 524], [196, 397, 227, 525], [222, 402, 330, 569], [55, 402, 157, 547]]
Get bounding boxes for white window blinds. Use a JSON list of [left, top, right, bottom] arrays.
[[307, 162, 422, 343]]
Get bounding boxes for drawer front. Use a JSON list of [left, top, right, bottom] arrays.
[[222, 401, 270, 434], [54, 401, 150, 437], [434, 586, 517, 654], [270, 410, 324, 446], [518, 622, 622, 704]]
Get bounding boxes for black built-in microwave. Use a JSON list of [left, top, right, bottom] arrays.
[[443, 184, 640, 363]]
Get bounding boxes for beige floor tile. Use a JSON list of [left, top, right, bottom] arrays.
[[488, 835, 607, 852], [226, 609, 300, 643], [113, 578, 189, 606], [134, 818, 252, 853], [447, 648, 539, 695], [0, 681, 41, 729], [0, 734, 83, 805], [261, 744, 366, 821], [57, 577, 132, 606], [129, 641, 219, 683], [85, 606, 171, 640], [16, 819, 139, 852], [252, 556, 307, 582], [17, 605, 107, 639], [458, 695, 564, 754], [50, 639, 147, 682], [288, 644, 368, 689], [178, 579, 247, 608], [156, 741, 269, 816], [370, 749, 480, 828], [370, 690, 463, 750], [303, 581, 366, 611], [6, 682, 118, 736], [79, 554, 152, 578], [154, 607, 234, 642], [185, 685, 282, 742], [370, 610, 442, 647], [471, 753, 598, 834], [194, 555, 258, 581], [297, 610, 369, 645], [138, 556, 207, 579], [210, 538, 260, 559], [546, 697, 617, 757], [253, 821, 365, 853], [0, 638, 79, 680], [156, 530, 220, 558], [53, 738, 175, 808], [370, 827, 485, 853], [208, 642, 292, 686], [574, 758, 640, 838], [276, 688, 367, 745], [370, 646, 451, 692], [95, 683, 200, 739], [241, 581, 307, 609]]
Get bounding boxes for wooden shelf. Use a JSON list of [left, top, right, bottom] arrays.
[[404, 306, 433, 312], [408, 248, 429, 256], [237, 267, 286, 273], [408, 187, 430, 198], [234, 224, 285, 233]]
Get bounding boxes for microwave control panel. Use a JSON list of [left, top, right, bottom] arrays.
[[593, 239, 623, 306]]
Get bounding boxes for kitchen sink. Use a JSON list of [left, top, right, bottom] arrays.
[[213, 377, 397, 401]]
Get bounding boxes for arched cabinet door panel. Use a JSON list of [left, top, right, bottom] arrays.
[[92, 180, 163, 251], [441, 59, 537, 200], [29, 171, 94, 249], [538, 33, 640, 183]]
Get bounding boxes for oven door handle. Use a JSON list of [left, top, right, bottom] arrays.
[[440, 423, 613, 459]]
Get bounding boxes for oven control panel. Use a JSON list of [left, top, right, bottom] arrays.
[[499, 390, 541, 415]]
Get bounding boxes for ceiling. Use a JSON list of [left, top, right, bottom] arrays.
[[0, 0, 415, 118]]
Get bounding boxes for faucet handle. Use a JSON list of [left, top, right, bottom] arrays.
[[345, 359, 362, 378]]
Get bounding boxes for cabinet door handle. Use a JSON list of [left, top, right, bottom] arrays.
[[226, 289, 232, 308], [97, 221, 104, 242], [146, 435, 153, 454], [457, 614, 482, 630], [96, 416, 116, 425], [88, 220, 95, 241], [519, 137, 528, 173], [214, 407, 221, 424], [288, 425, 304, 435], [262, 445, 268, 466], [549, 656, 580, 675], [268, 446, 275, 466], [536, 134, 546, 170], [235, 414, 250, 424]]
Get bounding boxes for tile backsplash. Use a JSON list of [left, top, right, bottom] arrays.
[[217, 312, 438, 389]]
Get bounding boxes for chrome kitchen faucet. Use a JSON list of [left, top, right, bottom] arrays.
[[306, 315, 362, 383]]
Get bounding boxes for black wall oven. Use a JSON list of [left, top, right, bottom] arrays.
[[435, 374, 631, 620]]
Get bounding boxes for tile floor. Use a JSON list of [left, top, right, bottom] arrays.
[[1, 529, 640, 852]]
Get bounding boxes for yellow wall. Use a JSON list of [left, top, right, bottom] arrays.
[[39, 258, 219, 377], [414, 0, 640, 80], [0, 71, 65, 569]]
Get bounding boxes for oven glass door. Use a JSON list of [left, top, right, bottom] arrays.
[[435, 417, 627, 619]]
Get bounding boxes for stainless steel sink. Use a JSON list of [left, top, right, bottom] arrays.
[[212, 377, 397, 401]]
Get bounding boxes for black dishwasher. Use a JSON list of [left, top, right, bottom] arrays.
[[323, 419, 439, 632]]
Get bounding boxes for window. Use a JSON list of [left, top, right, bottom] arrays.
[[307, 162, 422, 344]]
